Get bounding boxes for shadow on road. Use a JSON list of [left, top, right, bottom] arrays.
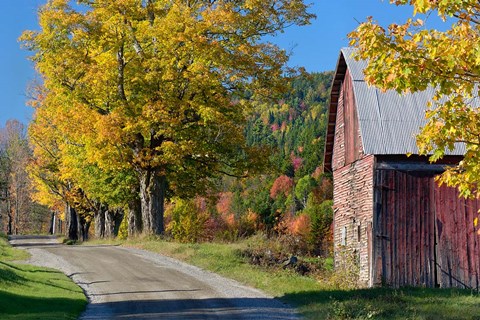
[[10, 242, 61, 248], [90, 289, 201, 297], [8, 235, 58, 240], [81, 297, 297, 320], [8, 235, 60, 248]]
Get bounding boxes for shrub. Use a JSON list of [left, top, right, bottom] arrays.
[[274, 213, 312, 255], [237, 209, 260, 238], [117, 213, 128, 240], [165, 198, 209, 243], [322, 248, 360, 290]]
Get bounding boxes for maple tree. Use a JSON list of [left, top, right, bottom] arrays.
[[28, 84, 135, 239], [28, 94, 83, 240], [22, 0, 314, 235], [349, 1, 480, 198]]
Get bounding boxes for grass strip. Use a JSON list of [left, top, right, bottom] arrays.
[[0, 235, 87, 320]]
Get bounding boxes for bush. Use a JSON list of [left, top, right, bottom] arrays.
[[322, 248, 360, 290], [117, 213, 128, 240], [165, 198, 208, 243]]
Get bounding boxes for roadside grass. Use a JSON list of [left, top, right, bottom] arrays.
[[0, 234, 87, 320], [0, 233, 29, 261], [86, 235, 480, 320]]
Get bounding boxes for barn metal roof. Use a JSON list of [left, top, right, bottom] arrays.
[[324, 48, 465, 172]]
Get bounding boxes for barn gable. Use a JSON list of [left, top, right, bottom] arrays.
[[325, 47, 464, 172], [327, 48, 480, 289]]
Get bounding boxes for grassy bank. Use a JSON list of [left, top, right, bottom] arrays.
[[92, 236, 480, 320], [0, 234, 87, 320]]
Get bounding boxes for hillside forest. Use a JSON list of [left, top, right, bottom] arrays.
[[0, 0, 334, 261], [0, 71, 334, 256]]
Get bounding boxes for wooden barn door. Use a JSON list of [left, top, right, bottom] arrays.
[[375, 169, 480, 289], [374, 170, 437, 287], [433, 185, 480, 289]]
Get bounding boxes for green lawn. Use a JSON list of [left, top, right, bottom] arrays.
[[0, 234, 87, 320], [99, 236, 480, 320]]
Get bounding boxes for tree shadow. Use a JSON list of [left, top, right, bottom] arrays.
[[9, 242, 61, 248], [0, 261, 86, 294], [0, 263, 26, 285], [90, 288, 200, 297], [279, 287, 480, 320], [0, 290, 86, 319], [0, 261, 59, 274], [80, 297, 299, 320], [7, 235, 58, 240]]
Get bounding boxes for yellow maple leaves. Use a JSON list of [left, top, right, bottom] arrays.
[[23, 0, 313, 234]]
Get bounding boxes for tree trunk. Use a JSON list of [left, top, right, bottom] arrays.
[[14, 187, 19, 235], [66, 204, 79, 241], [78, 213, 91, 242], [81, 220, 91, 241], [94, 206, 106, 239], [127, 195, 142, 237], [49, 212, 55, 235], [139, 170, 165, 235], [104, 209, 114, 238], [7, 199, 12, 235], [113, 209, 124, 237], [7, 213, 12, 235]]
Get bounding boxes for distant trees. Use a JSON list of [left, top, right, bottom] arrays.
[[200, 72, 335, 255], [22, 0, 314, 239], [0, 120, 50, 235]]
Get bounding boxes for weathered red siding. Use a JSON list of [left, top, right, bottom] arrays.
[[332, 69, 362, 171], [435, 184, 480, 289], [374, 169, 480, 289], [343, 69, 362, 165], [332, 78, 346, 170]]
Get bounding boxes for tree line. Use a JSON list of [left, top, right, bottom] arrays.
[[20, 0, 317, 242], [0, 120, 50, 235]]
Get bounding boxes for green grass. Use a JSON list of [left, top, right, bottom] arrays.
[[0, 235, 87, 320], [0, 233, 29, 262], [89, 236, 480, 320]]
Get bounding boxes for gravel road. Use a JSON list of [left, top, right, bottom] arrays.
[[9, 235, 300, 320]]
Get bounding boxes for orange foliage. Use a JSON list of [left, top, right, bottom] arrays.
[[290, 213, 311, 237], [216, 192, 233, 215], [270, 175, 294, 199]]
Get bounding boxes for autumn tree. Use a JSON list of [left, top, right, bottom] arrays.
[[22, 0, 314, 235], [28, 89, 130, 240], [28, 100, 82, 240], [349, 0, 480, 198], [0, 120, 50, 235]]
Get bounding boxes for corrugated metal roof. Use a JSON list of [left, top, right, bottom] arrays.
[[341, 47, 466, 156]]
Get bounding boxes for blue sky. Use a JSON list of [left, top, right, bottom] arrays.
[[0, 1, 449, 126]]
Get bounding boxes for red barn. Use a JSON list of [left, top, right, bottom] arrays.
[[324, 48, 480, 288]]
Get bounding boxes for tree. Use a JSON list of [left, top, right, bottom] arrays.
[[349, 1, 480, 198], [0, 120, 38, 234], [0, 120, 52, 235], [28, 101, 81, 240], [295, 174, 315, 209], [22, 0, 314, 236]]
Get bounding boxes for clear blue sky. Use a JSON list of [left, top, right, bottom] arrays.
[[0, 1, 448, 127]]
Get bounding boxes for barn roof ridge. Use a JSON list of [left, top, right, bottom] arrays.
[[323, 48, 465, 172]]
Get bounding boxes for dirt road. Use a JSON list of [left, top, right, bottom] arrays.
[[9, 235, 300, 319]]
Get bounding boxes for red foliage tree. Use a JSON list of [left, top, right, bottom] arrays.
[[270, 175, 294, 199]]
